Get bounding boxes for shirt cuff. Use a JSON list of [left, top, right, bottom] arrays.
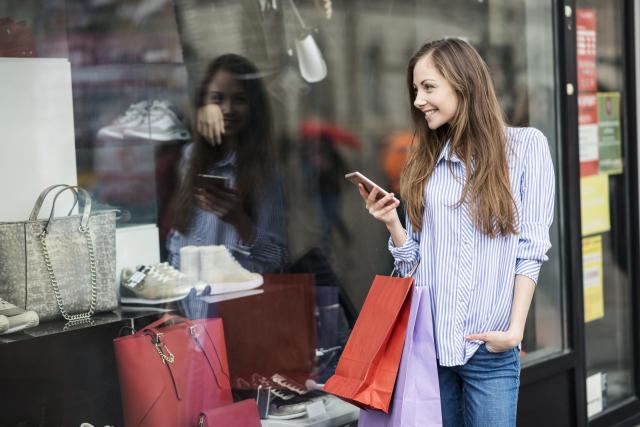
[[388, 232, 417, 259], [515, 258, 542, 284]]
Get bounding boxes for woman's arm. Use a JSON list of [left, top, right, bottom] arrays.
[[465, 274, 535, 352], [466, 129, 555, 352], [359, 184, 421, 276]]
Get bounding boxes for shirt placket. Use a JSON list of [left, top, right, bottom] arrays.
[[455, 166, 475, 363]]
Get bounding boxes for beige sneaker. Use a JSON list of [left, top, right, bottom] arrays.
[[0, 298, 39, 334], [199, 245, 263, 295], [120, 265, 193, 304], [155, 262, 208, 295]]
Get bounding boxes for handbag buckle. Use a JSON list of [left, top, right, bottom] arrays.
[[149, 332, 175, 365], [189, 325, 199, 337]]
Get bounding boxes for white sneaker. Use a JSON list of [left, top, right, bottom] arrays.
[[0, 298, 39, 334], [155, 262, 208, 295], [123, 100, 190, 141], [97, 101, 149, 139], [0, 315, 8, 334], [199, 245, 264, 294], [120, 265, 193, 305]]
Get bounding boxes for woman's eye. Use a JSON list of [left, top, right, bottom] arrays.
[[208, 93, 222, 103]]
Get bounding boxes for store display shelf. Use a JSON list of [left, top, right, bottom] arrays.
[[0, 306, 172, 345]]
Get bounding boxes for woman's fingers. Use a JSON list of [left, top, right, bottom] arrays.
[[375, 201, 399, 218], [367, 186, 379, 203], [358, 183, 369, 201], [374, 192, 396, 209], [218, 110, 225, 137], [214, 118, 222, 145]]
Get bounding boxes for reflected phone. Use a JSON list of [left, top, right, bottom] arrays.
[[345, 171, 399, 203], [195, 174, 228, 189]]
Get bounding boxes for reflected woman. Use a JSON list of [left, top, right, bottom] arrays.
[[167, 54, 288, 274]]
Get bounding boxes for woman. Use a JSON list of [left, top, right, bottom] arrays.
[[167, 54, 288, 274], [358, 39, 554, 426]]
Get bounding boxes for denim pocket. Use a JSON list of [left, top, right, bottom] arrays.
[[482, 343, 515, 355]]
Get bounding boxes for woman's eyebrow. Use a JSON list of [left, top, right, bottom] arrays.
[[421, 79, 437, 85]]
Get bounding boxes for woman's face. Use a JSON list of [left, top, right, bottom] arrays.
[[412, 55, 459, 130], [205, 70, 250, 136]]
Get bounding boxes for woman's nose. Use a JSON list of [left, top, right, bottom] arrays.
[[414, 93, 427, 108], [220, 99, 232, 113]]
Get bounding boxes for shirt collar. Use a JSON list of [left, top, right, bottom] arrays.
[[436, 141, 462, 164], [215, 152, 237, 167]]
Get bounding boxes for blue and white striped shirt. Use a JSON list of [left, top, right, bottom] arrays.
[[167, 144, 288, 273], [389, 127, 555, 366]]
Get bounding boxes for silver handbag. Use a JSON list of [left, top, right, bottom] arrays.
[[0, 184, 118, 322]]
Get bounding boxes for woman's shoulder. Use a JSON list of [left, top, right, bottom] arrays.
[[506, 126, 548, 146], [506, 126, 550, 157]]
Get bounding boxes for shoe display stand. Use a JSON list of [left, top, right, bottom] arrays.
[[261, 395, 359, 427], [0, 308, 168, 426]]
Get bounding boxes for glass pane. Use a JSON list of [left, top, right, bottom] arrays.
[[575, 0, 635, 417], [0, 0, 565, 424]]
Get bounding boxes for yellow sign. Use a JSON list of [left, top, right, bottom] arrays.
[[580, 174, 610, 236], [582, 235, 604, 322]]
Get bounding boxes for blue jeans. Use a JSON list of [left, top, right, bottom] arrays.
[[437, 344, 520, 427]]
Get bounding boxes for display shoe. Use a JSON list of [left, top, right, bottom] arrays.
[[155, 262, 209, 295], [0, 315, 8, 334], [250, 373, 326, 420], [123, 100, 190, 141], [120, 265, 193, 305], [0, 298, 39, 334], [97, 100, 149, 139], [199, 245, 264, 295]]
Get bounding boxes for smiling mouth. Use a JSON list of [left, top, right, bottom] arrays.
[[424, 109, 438, 119]]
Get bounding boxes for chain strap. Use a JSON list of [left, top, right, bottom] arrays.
[[152, 334, 175, 365], [38, 225, 98, 321]]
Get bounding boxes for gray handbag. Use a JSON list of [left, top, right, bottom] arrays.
[[0, 184, 118, 322]]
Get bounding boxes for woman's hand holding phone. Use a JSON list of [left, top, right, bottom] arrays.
[[358, 184, 401, 227]]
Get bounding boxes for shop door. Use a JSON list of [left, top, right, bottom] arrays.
[[574, 1, 640, 426]]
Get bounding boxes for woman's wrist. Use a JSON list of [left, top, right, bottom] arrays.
[[506, 327, 524, 346], [387, 220, 407, 247]]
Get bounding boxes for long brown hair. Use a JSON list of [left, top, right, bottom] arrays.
[[173, 54, 275, 233], [401, 38, 517, 237]]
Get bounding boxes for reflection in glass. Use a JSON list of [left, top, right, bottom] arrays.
[[168, 54, 288, 274]]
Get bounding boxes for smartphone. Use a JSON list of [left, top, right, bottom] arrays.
[[345, 171, 399, 203], [195, 174, 228, 189]]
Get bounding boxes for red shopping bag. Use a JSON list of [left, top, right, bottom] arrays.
[[113, 314, 233, 427], [323, 274, 413, 413]]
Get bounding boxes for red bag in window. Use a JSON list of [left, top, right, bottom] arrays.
[[113, 314, 233, 427], [323, 272, 414, 413], [198, 399, 261, 427], [0, 17, 37, 57]]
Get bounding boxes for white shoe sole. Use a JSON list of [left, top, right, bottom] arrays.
[[120, 293, 190, 305], [207, 277, 264, 295], [1, 312, 39, 335], [124, 128, 190, 141]]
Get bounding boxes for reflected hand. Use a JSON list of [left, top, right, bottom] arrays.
[[194, 186, 241, 222], [197, 104, 225, 146], [358, 184, 400, 227], [465, 330, 522, 353], [195, 186, 255, 242]]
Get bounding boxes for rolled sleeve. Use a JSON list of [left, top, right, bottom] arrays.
[[388, 214, 421, 277], [515, 129, 555, 285], [235, 178, 289, 273]]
